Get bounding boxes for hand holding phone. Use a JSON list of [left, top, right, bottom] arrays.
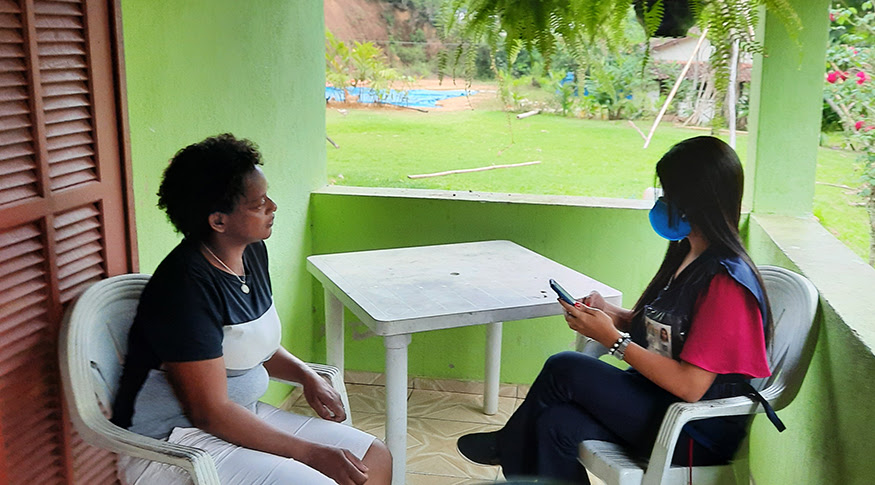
[[549, 279, 576, 305]]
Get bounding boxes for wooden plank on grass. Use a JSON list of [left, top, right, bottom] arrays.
[[408, 161, 541, 179]]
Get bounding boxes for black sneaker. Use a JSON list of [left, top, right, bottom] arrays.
[[457, 431, 501, 466]]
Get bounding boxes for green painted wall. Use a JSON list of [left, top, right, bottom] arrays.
[[741, 2, 875, 479], [746, 0, 831, 215], [746, 220, 875, 485], [121, 1, 326, 402], [309, 189, 668, 384]]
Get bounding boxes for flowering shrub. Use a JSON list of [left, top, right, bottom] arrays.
[[824, 2, 875, 264]]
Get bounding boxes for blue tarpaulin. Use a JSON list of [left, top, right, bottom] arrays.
[[326, 86, 475, 108]]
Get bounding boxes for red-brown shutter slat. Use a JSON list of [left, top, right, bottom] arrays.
[[0, 170, 38, 203], [48, 156, 91, 178], [0, 264, 44, 292], [0, 56, 25, 71], [43, 104, 88, 123], [0, 156, 37, 181], [0, 126, 31, 145], [54, 204, 104, 303], [34, 14, 81, 30], [0, 300, 46, 330], [0, 4, 38, 206], [1, 0, 130, 482], [42, 80, 88, 97], [33, 1, 82, 17], [37, 0, 95, 193], [71, 435, 118, 484], [0, 13, 21, 28], [39, 68, 85, 83], [0, 114, 30, 132], [43, 116, 88, 137], [0, 0, 22, 13], [52, 221, 98, 252], [2, 401, 54, 439], [0, 319, 47, 360], [0, 84, 27, 102], [0, 291, 44, 325], [0, 221, 67, 484], [0, 98, 28, 115], [36, 27, 84, 43], [38, 41, 84, 56]]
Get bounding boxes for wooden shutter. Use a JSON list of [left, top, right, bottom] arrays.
[[0, 0, 134, 483]]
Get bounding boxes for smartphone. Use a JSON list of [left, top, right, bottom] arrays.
[[549, 279, 576, 305]]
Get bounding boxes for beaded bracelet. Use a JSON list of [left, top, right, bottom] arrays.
[[607, 332, 631, 357]]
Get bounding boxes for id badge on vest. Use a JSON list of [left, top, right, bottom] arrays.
[[642, 305, 687, 360]]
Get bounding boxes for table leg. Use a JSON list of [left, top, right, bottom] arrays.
[[325, 289, 344, 374], [384, 333, 411, 485], [484, 321, 502, 415]]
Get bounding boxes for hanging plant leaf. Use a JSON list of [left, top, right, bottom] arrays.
[[634, 0, 697, 38], [438, 0, 801, 130]]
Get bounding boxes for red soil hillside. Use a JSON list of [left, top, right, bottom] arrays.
[[324, 0, 439, 53], [324, 0, 389, 43]]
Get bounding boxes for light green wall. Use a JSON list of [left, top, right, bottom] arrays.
[[746, 217, 875, 485], [740, 2, 875, 480], [309, 188, 667, 383], [745, 0, 831, 215], [121, 0, 326, 401]]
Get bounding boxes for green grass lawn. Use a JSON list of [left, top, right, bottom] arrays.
[[326, 108, 870, 261]]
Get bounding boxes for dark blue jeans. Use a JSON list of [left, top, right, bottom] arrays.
[[496, 351, 721, 483]]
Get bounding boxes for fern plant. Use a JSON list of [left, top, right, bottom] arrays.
[[691, 0, 800, 126], [439, 0, 801, 128]]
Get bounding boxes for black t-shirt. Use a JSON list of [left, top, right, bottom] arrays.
[[111, 239, 273, 429]]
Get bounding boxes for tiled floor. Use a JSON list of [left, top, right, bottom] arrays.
[[280, 371, 603, 484]]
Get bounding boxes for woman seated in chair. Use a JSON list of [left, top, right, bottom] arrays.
[[111, 134, 391, 485], [458, 136, 774, 483]]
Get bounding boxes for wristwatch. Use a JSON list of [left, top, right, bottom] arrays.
[[608, 332, 632, 361]]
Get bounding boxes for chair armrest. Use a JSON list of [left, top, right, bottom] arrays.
[[73, 417, 220, 485], [270, 362, 353, 426], [577, 335, 609, 358], [641, 393, 772, 485]]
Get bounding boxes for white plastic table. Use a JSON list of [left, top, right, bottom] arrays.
[[306, 240, 622, 483]]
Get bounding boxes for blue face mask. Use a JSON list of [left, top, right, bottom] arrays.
[[649, 197, 691, 241]]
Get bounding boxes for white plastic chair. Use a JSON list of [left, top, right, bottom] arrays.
[[58, 273, 353, 485], [577, 265, 819, 485]]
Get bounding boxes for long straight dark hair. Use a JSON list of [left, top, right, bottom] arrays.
[[631, 136, 773, 342]]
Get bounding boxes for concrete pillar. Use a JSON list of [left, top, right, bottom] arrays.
[[745, 0, 831, 216]]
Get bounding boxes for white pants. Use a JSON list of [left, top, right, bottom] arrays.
[[118, 402, 376, 485]]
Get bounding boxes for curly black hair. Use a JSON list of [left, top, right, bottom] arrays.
[[157, 133, 263, 241]]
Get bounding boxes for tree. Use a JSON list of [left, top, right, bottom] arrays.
[[438, 0, 800, 129], [326, 31, 353, 100], [326, 31, 402, 106]]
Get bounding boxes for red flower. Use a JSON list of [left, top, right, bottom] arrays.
[[865, 126, 875, 132], [855, 121, 865, 130], [830, 13, 835, 22], [828, 71, 850, 83], [857, 72, 869, 85]]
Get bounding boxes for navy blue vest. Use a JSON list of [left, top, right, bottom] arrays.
[[630, 249, 778, 459]]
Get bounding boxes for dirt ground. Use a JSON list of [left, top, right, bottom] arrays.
[[326, 78, 499, 113]]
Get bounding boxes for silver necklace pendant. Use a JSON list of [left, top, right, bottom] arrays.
[[202, 244, 250, 295]]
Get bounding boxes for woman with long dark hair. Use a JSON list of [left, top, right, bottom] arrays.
[[457, 136, 776, 483]]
